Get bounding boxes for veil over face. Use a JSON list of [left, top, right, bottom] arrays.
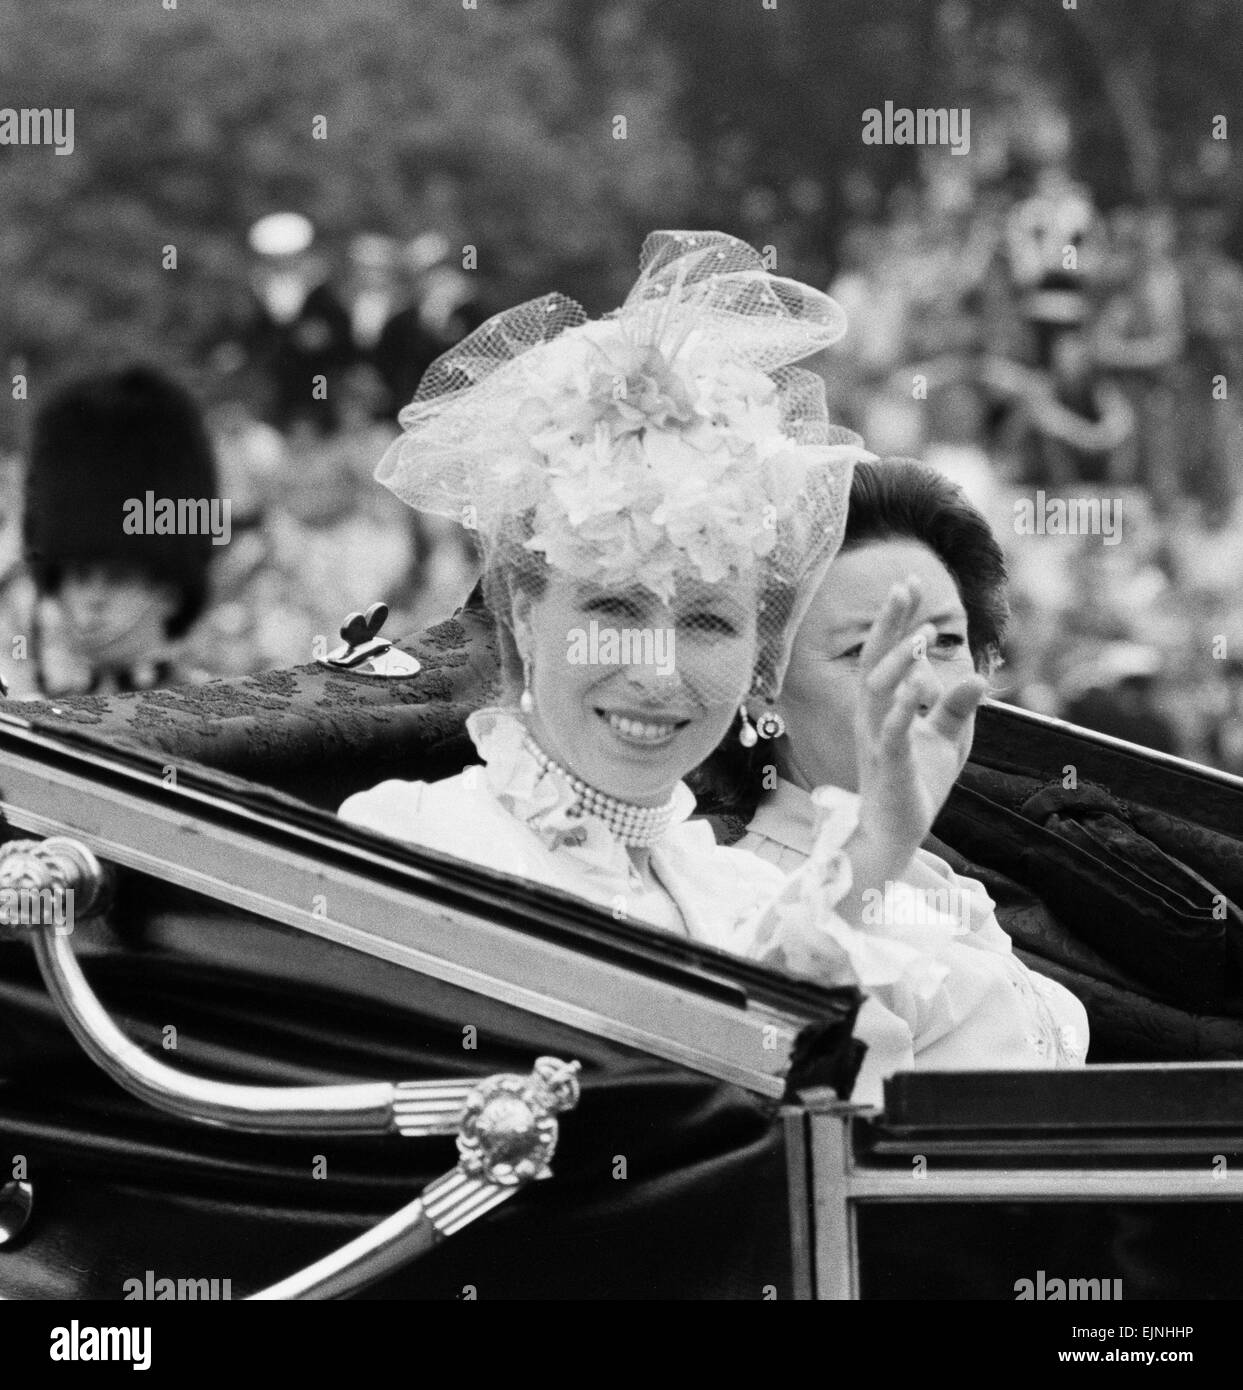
[[506, 565, 760, 806], [374, 230, 875, 714]]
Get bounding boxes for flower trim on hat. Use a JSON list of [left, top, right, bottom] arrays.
[[486, 317, 864, 602]]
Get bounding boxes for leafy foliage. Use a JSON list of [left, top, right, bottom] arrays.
[[1, 0, 1239, 452]]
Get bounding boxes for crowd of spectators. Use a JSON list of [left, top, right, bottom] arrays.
[[0, 213, 482, 699], [818, 143, 1243, 776], [3, 150, 1241, 775], [191, 213, 485, 678]]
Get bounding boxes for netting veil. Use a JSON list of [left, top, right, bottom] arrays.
[[375, 230, 874, 704]]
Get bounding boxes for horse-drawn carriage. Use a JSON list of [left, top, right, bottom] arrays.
[[2, 596, 1242, 1300]]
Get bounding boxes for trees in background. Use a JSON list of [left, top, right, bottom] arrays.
[[0, 0, 691, 446], [0, 0, 1238, 449]]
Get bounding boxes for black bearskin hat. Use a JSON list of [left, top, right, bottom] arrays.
[[23, 366, 219, 638]]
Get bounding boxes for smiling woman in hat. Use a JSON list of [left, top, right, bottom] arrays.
[[339, 231, 1078, 1102]]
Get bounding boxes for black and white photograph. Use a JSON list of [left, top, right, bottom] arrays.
[[0, 0, 1240, 1346]]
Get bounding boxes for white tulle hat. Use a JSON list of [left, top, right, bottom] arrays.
[[376, 230, 874, 701]]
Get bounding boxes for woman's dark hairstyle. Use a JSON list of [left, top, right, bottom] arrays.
[[691, 457, 1009, 822], [840, 458, 1008, 670], [23, 366, 219, 638]]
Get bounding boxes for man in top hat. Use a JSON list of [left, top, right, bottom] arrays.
[[234, 213, 353, 438]]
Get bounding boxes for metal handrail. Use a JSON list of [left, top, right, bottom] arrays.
[[0, 834, 582, 1300], [2, 837, 476, 1135]]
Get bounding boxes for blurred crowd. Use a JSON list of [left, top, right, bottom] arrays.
[[0, 214, 484, 699], [194, 213, 487, 678], [1, 137, 1241, 776], [818, 133, 1243, 776]]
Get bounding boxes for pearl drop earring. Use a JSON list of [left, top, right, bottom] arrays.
[[519, 654, 534, 716]]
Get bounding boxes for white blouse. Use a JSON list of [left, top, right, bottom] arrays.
[[339, 709, 1087, 1105], [739, 777, 1089, 1095]]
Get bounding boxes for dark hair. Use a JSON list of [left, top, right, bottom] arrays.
[[691, 457, 1009, 820], [839, 458, 1008, 668], [23, 366, 219, 638]]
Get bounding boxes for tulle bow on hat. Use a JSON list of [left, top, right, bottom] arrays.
[[375, 230, 874, 697]]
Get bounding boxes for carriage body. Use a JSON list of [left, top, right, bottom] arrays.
[[1, 606, 1241, 1299]]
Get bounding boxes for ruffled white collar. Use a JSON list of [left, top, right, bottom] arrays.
[[747, 776, 860, 857], [465, 706, 698, 855], [747, 775, 995, 940]]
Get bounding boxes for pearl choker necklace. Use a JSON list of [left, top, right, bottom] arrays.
[[523, 736, 679, 847]]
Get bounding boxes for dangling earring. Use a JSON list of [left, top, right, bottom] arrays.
[[519, 655, 534, 716], [755, 709, 786, 740], [737, 703, 758, 748]]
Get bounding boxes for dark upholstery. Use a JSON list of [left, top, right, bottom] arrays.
[[940, 716, 1243, 1060], [0, 591, 501, 812]]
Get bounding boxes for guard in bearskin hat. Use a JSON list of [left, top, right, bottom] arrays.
[[17, 366, 219, 696]]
